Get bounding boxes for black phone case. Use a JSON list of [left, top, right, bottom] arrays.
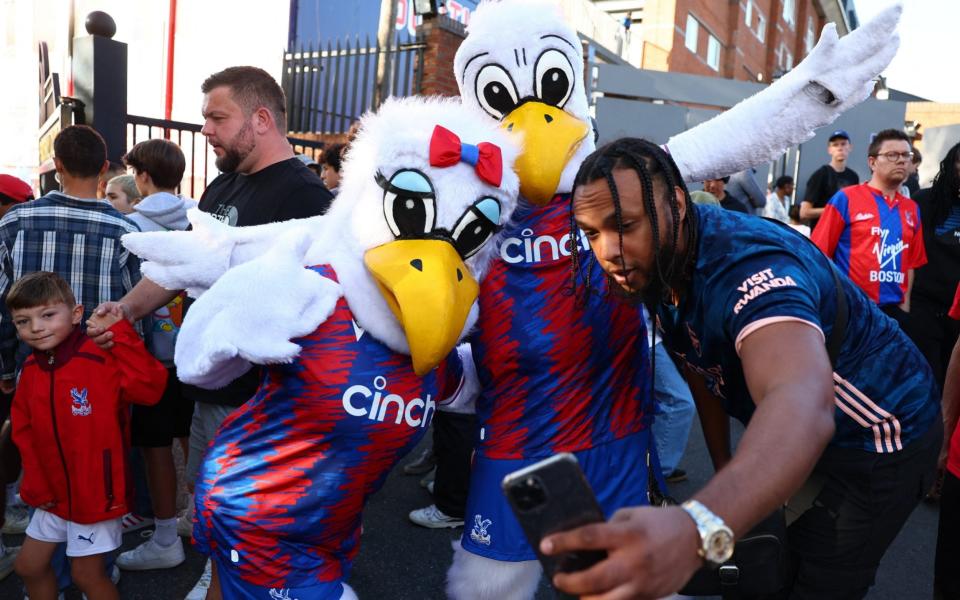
[[502, 453, 608, 581]]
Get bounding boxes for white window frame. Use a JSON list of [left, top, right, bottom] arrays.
[[805, 16, 816, 54], [744, 0, 752, 26], [755, 13, 766, 42], [685, 14, 699, 53], [707, 35, 721, 71], [783, 0, 796, 27], [778, 43, 793, 70]]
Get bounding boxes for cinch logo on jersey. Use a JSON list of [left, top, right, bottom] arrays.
[[341, 376, 435, 428], [869, 227, 907, 283], [733, 268, 797, 315], [498, 227, 589, 264]]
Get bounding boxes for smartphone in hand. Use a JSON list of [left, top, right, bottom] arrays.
[[502, 453, 607, 581]]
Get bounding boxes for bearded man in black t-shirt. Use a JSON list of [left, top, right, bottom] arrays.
[[88, 66, 332, 584], [800, 129, 860, 229]]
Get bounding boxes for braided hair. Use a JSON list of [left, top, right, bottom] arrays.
[[928, 141, 960, 227], [568, 138, 698, 377], [568, 138, 696, 306]]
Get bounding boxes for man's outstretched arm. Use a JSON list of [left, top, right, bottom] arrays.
[[541, 321, 835, 599]]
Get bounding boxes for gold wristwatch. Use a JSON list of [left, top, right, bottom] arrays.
[[681, 499, 735, 567]]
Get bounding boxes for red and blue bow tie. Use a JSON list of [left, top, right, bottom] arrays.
[[429, 125, 503, 188]]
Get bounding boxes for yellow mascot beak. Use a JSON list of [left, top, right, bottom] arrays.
[[364, 239, 478, 376], [503, 101, 589, 206]]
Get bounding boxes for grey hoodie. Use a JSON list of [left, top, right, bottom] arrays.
[[127, 191, 196, 232], [128, 192, 197, 365]]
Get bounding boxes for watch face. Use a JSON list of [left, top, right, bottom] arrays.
[[705, 528, 735, 564]]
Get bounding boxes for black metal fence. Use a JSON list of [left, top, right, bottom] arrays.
[[126, 114, 327, 198], [282, 34, 426, 135]]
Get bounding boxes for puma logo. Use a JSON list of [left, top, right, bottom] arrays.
[[77, 532, 95, 544]]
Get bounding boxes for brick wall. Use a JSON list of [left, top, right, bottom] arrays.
[[419, 16, 465, 98], [651, 0, 827, 84]]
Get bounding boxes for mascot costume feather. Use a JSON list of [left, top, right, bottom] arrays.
[[123, 96, 520, 599], [444, 1, 904, 599]]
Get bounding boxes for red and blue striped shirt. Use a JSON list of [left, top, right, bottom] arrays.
[[812, 183, 926, 305]]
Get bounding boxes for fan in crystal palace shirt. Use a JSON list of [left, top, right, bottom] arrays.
[[812, 182, 926, 307]]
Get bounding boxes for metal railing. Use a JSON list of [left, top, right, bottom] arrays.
[[282, 34, 426, 135], [125, 114, 328, 198]]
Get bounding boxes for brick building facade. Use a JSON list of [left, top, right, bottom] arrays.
[[620, 0, 851, 84]]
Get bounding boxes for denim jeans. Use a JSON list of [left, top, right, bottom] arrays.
[[651, 343, 695, 476]]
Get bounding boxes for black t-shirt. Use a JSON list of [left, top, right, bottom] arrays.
[[913, 188, 960, 311], [185, 157, 333, 407], [720, 192, 750, 214], [803, 164, 860, 228]]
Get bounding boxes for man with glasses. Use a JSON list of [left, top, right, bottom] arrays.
[[812, 129, 926, 329]]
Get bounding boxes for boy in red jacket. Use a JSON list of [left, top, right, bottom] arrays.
[[8, 272, 166, 600]]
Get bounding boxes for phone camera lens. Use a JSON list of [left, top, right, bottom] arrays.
[[511, 476, 547, 512]]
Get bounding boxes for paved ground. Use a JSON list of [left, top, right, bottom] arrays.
[[0, 416, 941, 599]]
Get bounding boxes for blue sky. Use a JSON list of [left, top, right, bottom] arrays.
[[854, 0, 960, 102]]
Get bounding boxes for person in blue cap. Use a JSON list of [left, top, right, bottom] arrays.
[[800, 129, 860, 229]]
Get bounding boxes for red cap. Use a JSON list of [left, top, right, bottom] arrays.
[[0, 175, 33, 203]]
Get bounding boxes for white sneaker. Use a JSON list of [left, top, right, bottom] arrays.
[[408, 504, 464, 529], [184, 558, 212, 600], [116, 537, 185, 570], [2, 503, 30, 534], [120, 512, 155, 534], [0, 544, 20, 581]]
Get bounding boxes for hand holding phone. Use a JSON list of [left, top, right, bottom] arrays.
[[501, 453, 607, 581]]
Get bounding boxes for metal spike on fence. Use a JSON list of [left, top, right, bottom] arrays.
[[321, 39, 333, 134]]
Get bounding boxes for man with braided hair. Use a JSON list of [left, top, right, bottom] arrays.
[[544, 137, 942, 599]]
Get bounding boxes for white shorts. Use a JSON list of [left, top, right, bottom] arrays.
[[25, 509, 122, 557]]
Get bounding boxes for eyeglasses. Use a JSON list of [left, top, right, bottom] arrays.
[[872, 151, 914, 162]]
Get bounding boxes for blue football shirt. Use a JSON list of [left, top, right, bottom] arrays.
[[657, 205, 938, 453]]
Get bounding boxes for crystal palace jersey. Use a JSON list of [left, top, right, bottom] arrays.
[[470, 195, 652, 460], [812, 183, 927, 305], [193, 265, 460, 589], [659, 205, 938, 454]]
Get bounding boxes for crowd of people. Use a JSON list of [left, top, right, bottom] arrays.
[[0, 8, 956, 600]]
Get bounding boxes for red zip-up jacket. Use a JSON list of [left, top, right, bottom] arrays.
[[11, 320, 167, 524]]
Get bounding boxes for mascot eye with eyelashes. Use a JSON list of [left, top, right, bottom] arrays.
[[451, 197, 502, 258], [534, 49, 574, 108], [377, 170, 437, 236], [475, 64, 519, 120]]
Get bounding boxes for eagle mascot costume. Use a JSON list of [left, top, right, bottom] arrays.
[[123, 96, 520, 599], [444, 1, 904, 599]]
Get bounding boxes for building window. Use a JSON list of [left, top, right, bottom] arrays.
[[778, 43, 793, 71], [783, 0, 796, 27], [707, 35, 721, 71], [685, 14, 699, 53], [805, 16, 816, 54], [744, 1, 765, 42]]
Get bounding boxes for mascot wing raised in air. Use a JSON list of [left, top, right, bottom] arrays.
[[122, 96, 520, 600], [454, 0, 902, 194]]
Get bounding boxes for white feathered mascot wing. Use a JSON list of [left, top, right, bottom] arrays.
[[124, 96, 520, 387], [454, 0, 902, 193]]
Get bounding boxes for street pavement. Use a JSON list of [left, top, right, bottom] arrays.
[[0, 415, 940, 599]]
